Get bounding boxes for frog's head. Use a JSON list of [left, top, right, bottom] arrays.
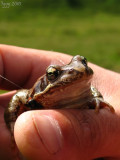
[[46, 55, 93, 84], [29, 55, 93, 108]]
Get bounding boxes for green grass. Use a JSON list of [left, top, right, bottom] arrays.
[[0, 8, 120, 72]]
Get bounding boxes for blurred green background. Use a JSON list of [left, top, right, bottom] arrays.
[[0, 0, 120, 72]]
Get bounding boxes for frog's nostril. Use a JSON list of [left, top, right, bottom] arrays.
[[72, 55, 81, 61]]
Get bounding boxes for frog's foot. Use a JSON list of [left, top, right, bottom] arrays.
[[89, 98, 115, 113]]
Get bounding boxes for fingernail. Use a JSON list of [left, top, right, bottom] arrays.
[[32, 114, 63, 154]]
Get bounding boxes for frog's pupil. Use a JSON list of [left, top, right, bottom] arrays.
[[47, 67, 60, 81]]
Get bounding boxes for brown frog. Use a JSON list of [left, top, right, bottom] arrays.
[[4, 55, 114, 135]]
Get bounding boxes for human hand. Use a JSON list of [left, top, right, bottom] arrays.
[[0, 44, 120, 160]]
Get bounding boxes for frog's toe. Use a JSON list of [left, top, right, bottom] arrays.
[[90, 98, 115, 113], [89, 98, 101, 113], [93, 98, 100, 113], [100, 100, 115, 113]]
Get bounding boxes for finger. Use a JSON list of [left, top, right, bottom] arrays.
[[0, 44, 71, 90], [0, 91, 16, 107], [0, 104, 20, 160], [14, 109, 120, 160]]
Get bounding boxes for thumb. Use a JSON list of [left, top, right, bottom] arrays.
[[14, 109, 120, 160]]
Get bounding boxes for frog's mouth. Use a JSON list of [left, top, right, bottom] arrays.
[[33, 77, 92, 109]]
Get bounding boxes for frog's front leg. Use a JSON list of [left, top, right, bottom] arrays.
[[90, 97, 115, 113], [90, 86, 115, 113], [4, 89, 30, 136]]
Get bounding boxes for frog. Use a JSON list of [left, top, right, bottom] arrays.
[[4, 55, 114, 135]]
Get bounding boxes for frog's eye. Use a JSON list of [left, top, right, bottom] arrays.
[[47, 66, 61, 81], [81, 56, 87, 66]]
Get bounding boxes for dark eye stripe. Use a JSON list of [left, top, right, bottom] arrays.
[[31, 75, 49, 97], [81, 57, 87, 66]]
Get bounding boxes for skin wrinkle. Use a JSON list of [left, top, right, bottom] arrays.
[[32, 114, 59, 155], [68, 109, 105, 159], [77, 111, 102, 156], [61, 110, 81, 147], [31, 115, 46, 151], [88, 113, 105, 158], [61, 109, 102, 158]]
